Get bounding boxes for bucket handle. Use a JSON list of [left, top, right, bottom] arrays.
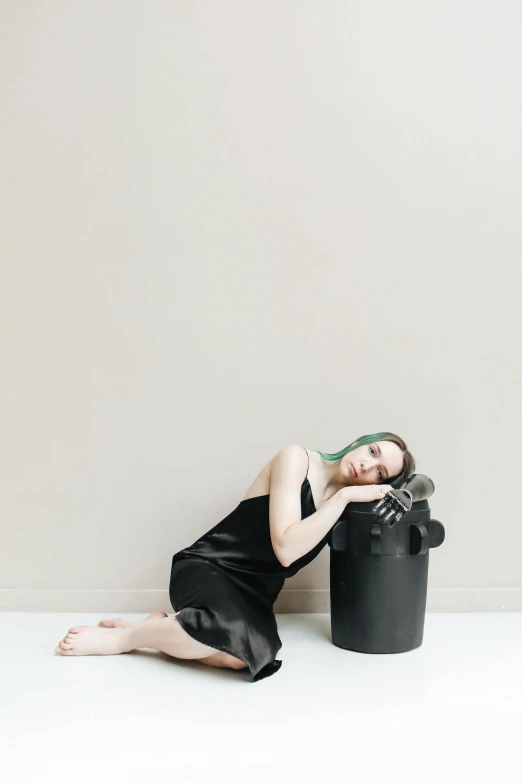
[[410, 522, 430, 555]]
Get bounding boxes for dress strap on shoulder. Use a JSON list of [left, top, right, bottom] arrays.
[[301, 446, 310, 480]]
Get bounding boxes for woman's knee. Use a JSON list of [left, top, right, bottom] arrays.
[[221, 652, 248, 670], [199, 650, 248, 670]]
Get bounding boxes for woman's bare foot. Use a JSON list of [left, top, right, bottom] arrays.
[[55, 612, 169, 656], [55, 625, 132, 656], [97, 611, 168, 629]]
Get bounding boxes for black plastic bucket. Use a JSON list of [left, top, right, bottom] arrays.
[[327, 500, 445, 653]]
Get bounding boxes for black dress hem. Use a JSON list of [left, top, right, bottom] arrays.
[[173, 606, 282, 683]]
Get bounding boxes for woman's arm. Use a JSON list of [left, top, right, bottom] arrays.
[[278, 488, 352, 567]]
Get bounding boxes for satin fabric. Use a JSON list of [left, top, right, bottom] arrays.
[[169, 449, 327, 682]]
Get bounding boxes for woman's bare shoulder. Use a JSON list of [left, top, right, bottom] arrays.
[[240, 445, 309, 502]]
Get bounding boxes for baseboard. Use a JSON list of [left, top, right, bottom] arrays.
[[1, 588, 521, 613]]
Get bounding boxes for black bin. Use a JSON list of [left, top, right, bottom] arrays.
[[327, 497, 445, 654]]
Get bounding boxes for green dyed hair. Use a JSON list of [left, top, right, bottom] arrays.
[[317, 432, 416, 490]]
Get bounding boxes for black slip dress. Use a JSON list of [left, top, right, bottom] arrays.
[[169, 446, 328, 682]]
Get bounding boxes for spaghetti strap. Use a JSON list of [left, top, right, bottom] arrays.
[[302, 446, 310, 480]]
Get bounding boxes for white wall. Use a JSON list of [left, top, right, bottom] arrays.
[[1, 0, 520, 612]]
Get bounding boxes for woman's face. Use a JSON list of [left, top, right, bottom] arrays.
[[342, 441, 404, 485]]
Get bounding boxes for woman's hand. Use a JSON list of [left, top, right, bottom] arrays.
[[344, 484, 394, 504]]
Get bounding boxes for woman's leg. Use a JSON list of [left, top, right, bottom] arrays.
[[197, 651, 248, 669], [55, 615, 248, 670], [127, 616, 247, 668]]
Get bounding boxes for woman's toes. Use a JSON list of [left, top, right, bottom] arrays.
[[98, 618, 133, 629], [98, 613, 167, 629], [59, 640, 72, 650], [144, 612, 168, 621]]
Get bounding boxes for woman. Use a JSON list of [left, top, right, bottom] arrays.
[[55, 431, 415, 682]]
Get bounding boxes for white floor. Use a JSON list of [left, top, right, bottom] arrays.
[[2, 612, 521, 783]]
